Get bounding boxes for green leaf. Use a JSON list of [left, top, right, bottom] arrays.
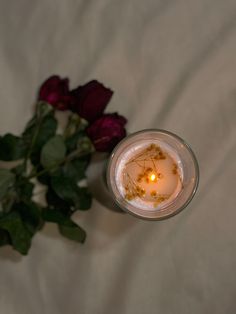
[[63, 158, 88, 182], [42, 209, 69, 224], [75, 187, 92, 210], [13, 201, 41, 235], [11, 164, 25, 176], [46, 187, 71, 215], [50, 173, 77, 205], [15, 176, 34, 201], [59, 224, 86, 243], [23, 112, 57, 165], [0, 211, 32, 255], [34, 114, 57, 149], [51, 173, 92, 211], [41, 135, 66, 169], [0, 134, 27, 161], [42, 209, 86, 243], [36, 165, 51, 185], [0, 169, 15, 200]]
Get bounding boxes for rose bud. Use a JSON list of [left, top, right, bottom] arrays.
[[87, 113, 127, 152], [70, 80, 113, 122], [39, 75, 71, 110]]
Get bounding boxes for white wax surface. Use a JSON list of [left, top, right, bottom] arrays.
[[115, 139, 183, 211]]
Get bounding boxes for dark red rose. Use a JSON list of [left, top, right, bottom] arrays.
[[39, 75, 71, 110], [70, 80, 113, 122], [87, 113, 127, 152]]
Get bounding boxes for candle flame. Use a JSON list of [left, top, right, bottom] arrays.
[[150, 174, 156, 182]]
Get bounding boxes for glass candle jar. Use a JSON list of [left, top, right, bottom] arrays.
[[107, 129, 199, 220]]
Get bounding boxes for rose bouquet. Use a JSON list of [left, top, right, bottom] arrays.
[[0, 76, 127, 255]]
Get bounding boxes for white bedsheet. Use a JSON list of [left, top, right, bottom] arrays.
[[0, 1, 236, 313]]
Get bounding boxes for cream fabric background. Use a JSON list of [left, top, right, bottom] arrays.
[[0, 1, 236, 313]]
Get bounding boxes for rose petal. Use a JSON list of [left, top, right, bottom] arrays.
[[87, 113, 127, 152], [38, 75, 71, 111], [70, 80, 113, 122]]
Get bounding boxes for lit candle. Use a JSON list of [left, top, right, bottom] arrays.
[[107, 130, 199, 220], [121, 143, 182, 209]]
